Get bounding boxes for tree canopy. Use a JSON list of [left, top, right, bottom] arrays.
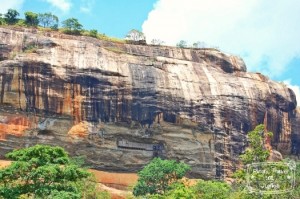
[[24, 11, 39, 27], [62, 18, 83, 34], [0, 145, 91, 199], [192, 41, 206, 48], [240, 124, 270, 164], [4, 9, 19, 24], [89, 29, 98, 38], [193, 180, 231, 199], [176, 40, 187, 48], [133, 157, 190, 197], [125, 29, 146, 41], [38, 12, 58, 29]]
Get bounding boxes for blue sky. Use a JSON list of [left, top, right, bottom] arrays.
[[1, 0, 156, 38], [0, 0, 299, 104]]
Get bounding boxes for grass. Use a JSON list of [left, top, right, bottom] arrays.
[[8, 51, 18, 59], [0, 21, 126, 44], [23, 44, 38, 53], [104, 47, 126, 54], [98, 34, 126, 44]]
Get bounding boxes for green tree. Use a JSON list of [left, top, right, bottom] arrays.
[[230, 125, 296, 199], [89, 29, 98, 38], [193, 180, 231, 199], [62, 18, 83, 34], [24, 11, 39, 27], [78, 175, 111, 199], [291, 163, 300, 198], [133, 158, 190, 197], [164, 182, 197, 199], [4, 9, 19, 24], [176, 40, 187, 48], [240, 124, 270, 164], [192, 41, 206, 48], [232, 124, 271, 185], [38, 12, 59, 29], [0, 145, 91, 199]]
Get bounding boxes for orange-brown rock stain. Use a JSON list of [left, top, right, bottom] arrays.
[[90, 170, 138, 189], [62, 83, 73, 115], [72, 84, 85, 125], [0, 116, 31, 140], [67, 121, 89, 137], [1, 69, 88, 139]]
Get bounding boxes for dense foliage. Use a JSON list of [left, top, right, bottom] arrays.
[[4, 9, 19, 24], [0, 145, 109, 199], [176, 40, 187, 48], [129, 124, 300, 199], [133, 158, 190, 196], [131, 177, 230, 199], [240, 124, 270, 164], [143, 182, 197, 199], [231, 125, 299, 199], [24, 12, 39, 27], [62, 18, 83, 34], [194, 180, 231, 199], [38, 12, 59, 29]]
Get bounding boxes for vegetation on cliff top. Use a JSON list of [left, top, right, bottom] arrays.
[[0, 8, 217, 48], [0, 8, 125, 44], [133, 158, 190, 196]]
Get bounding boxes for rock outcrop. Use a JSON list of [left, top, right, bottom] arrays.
[[0, 27, 298, 179], [292, 107, 300, 156]]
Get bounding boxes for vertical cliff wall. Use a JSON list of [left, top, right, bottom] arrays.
[[0, 27, 298, 178]]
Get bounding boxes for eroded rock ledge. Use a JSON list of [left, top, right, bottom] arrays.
[[0, 27, 298, 179]]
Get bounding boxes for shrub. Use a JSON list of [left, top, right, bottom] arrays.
[[133, 158, 190, 196], [0, 145, 91, 198], [193, 180, 231, 199]]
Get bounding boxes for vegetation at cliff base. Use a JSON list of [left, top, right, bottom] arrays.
[[131, 158, 231, 199], [230, 124, 298, 199], [128, 125, 300, 199], [133, 158, 190, 196], [239, 124, 271, 164], [0, 145, 110, 199]]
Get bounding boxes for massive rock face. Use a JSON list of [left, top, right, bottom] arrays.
[[0, 27, 298, 179], [292, 107, 300, 155]]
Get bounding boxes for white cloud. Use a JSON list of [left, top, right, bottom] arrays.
[[284, 80, 300, 107], [45, 0, 72, 12], [80, 0, 95, 14], [142, 0, 300, 78], [0, 0, 24, 13]]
